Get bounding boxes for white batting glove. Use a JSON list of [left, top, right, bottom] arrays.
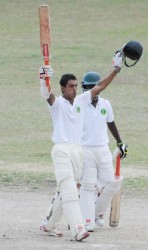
[[39, 65, 53, 79], [112, 51, 124, 73], [40, 79, 51, 99]]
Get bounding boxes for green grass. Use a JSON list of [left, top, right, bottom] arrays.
[[0, 168, 147, 191], [0, 169, 55, 184], [0, 167, 56, 187], [0, 0, 148, 187], [123, 177, 148, 190]]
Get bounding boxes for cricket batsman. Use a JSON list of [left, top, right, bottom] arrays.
[[79, 71, 127, 231], [39, 51, 124, 241]]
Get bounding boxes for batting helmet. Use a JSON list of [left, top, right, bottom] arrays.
[[81, 71, 101, 91], [123, 40, 143, 67]]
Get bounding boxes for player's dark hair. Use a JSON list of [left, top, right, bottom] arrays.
[[60, 74, 77, 87]]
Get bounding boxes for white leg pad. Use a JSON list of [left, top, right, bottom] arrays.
[[46, 191, 63, 231], [95, 177, 123, 218], [80, 187, 96, 227], [60, 177, 84, 237], [80, 166, 97, 227]]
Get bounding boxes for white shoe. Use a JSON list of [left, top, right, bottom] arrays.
[[95, 218, 104, 227], [40, 218, 63, 237], [75, 224, 90, 241], [85, 224, 94, 232], [40, 218, 49, 232], [84, 218, 94, 232]]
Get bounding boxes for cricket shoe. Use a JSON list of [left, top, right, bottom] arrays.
[[84, 218, 94, 232], [40, 218, 63, 237], [40, 218, 49, 232], [95, 218, 104, 227], [85, 225, 94, 232], [75, 224, 90, 241]]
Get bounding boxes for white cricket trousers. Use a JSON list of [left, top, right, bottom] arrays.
[[80, 144, 115, 225], [81, 145, 115, 189], [51, 143, 84, 237]]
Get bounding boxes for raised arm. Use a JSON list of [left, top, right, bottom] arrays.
[[91, 69, 117, 98], [91, 51, 123, 99]]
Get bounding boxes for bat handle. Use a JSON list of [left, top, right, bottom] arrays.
[[46, 77, 50, 88], [44, 59, 50, 88], [115, 154, 120, 177], [43, 44, 50, 88]]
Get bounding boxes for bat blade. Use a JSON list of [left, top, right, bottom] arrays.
[[109, 154, 121, 227], [39, 5, 51, 87], [109, 189, 121, 227]]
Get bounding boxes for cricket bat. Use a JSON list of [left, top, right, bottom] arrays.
[[39, 5, 51, 87], [109, 154, 121, 227]]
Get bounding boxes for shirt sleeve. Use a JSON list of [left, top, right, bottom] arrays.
[[47, 96, 59, 112], [76, 90, 91, 105]]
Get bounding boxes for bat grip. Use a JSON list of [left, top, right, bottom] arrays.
[[44, 59, 50, 88], [115, 154, 120, 177], [46, 77, 50, 88]]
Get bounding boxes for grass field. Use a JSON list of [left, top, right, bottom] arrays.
[[0, 0, 148, 186]]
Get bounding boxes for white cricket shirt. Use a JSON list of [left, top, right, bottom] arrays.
[[81, 97, 114, 146], [48, 91, 91, 144]]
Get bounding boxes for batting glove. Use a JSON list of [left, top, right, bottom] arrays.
[[117, 141, 128, 159], [39, 65, 53, 79], [112, 51, 124, 73]]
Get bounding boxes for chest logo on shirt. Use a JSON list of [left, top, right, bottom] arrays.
[[76, 106, 81, 113], [101, 108, 106, 115]]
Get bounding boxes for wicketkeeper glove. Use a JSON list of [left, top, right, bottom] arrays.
[[112, 51, 124, 73], [117, 141, 128, 159], [39, 65, 53, 79]]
